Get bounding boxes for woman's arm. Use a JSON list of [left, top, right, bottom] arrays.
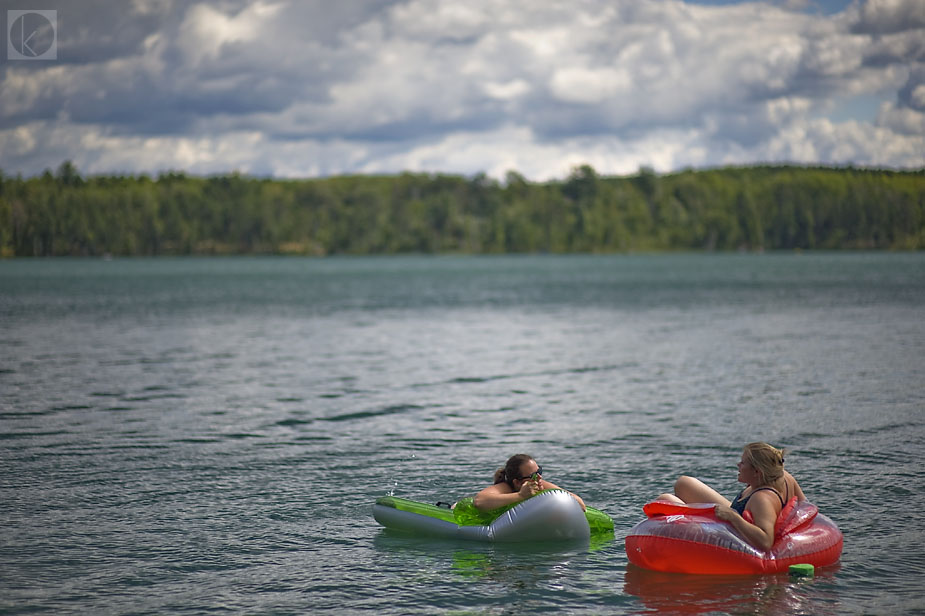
[[474, 481, 538, 511], [473, 479, 586, 512], [714, 491, 779, 551], [539, 480, 586, 511]]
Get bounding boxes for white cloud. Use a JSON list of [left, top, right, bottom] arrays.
[[550, 67, 632, 104], [764, 115, 924, 165], [388, 0, 491, 40], [482, 79, 531, 101], [877, 101, 925, 135], [353, 124, 712, 180], [854, 0, 925, 34], [178, 2, 283, 62], [0, 0, 922, 178], [911, 84, 925, 108]]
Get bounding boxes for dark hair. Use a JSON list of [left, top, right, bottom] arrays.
[[493, 453, 534, 489]]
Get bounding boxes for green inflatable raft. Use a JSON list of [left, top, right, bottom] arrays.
[[373, 489, 614, 543]]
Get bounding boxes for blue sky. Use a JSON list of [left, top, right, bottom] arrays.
[[0, 0, 922, 180]]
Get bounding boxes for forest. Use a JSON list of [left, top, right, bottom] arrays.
[[0, 162, 922, 257]]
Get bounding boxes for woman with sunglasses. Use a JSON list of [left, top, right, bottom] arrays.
[[473, 453, 586, 512]]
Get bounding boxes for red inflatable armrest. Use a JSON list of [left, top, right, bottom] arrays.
[[643, 500, 717, 518]]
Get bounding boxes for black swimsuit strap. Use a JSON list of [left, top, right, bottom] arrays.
[[750, 486, 785, 507]]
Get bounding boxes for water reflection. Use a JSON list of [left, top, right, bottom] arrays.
[[373, 531, 611, 591], [623, 564, 841, 615]]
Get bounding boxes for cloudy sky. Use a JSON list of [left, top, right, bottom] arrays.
[[1, 0, 923, 180]]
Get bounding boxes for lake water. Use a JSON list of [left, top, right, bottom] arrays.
[[1, 253, 923, 615]]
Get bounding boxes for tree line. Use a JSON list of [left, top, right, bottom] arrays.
[[0, 161, 922, 257]]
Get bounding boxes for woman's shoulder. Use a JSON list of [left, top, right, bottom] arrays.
[[784, 472, 806, 500], [751, 486, 784, 503], [480, 482, 513, 494]]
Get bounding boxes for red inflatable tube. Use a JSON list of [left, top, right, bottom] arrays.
[[625, 498, 843, 574]]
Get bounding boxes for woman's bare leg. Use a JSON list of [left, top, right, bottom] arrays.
[[672, 475, 731, 506]]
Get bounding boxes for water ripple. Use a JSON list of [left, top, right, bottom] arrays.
[[1, 254, 923, 615], [319, 403, 432, 422]]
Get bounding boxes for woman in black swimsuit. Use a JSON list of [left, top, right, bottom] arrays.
[[656, 442, 805, 550]]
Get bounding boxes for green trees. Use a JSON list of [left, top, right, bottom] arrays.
[[0, 162, 921, 256]]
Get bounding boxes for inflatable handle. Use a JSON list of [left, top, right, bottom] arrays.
[[643, 500, 717, 519], [744, 497, 819, 538], [775, 498, 818, 539]]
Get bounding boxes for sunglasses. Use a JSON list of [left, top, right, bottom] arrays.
[[517, 466, 543, 481]]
